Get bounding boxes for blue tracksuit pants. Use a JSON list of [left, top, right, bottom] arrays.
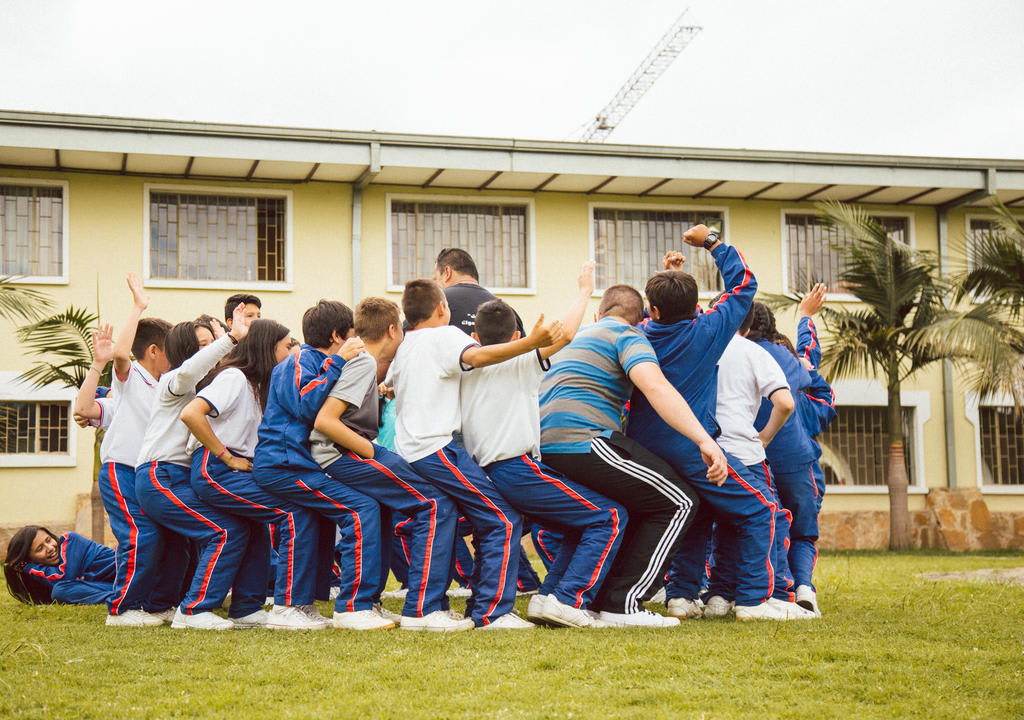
[[450, 520, 542, 592], [411, 442, 521, 627], [773, 461, 822, 590], [136, 461, 266, 617], [190, 449, 319, 607], [486, 454, 626, 610], [665, 457, 783, 607], [256, 466, 382, 614], [100, 461, 190, 614], [531, 526, 563, 571], [323, 445, 457, 618]]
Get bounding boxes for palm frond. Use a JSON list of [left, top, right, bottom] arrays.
[[15, 306, 98, 389], [952, 201, 1024, 312], [0, 277, 55, 322]]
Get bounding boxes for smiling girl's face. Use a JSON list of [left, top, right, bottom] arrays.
[[28, 529, 59, 565]]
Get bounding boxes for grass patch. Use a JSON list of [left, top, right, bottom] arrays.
[[1, 552, 1022, 719]]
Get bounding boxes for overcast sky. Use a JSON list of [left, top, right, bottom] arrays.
[[3, 0, 1022, 158]]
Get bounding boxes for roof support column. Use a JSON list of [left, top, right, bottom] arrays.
[[351, 142, 381, 305], [937, 206, 958, 489]]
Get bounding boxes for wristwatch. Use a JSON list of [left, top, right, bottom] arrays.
[[703, 231, 720, 250]]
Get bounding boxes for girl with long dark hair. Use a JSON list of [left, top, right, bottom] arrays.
[[180, 319, 328, 630], [4, 526, 115, 605]]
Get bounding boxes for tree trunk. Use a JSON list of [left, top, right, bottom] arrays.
[[90, 432, 105, 542], [886, 377, 911, 550]]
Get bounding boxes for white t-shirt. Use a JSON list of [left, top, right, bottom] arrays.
[[309, 352, 379, 468], [100, 363, 157, 466], [136, 335, 235, 467], [388, 325, 476, 463], [186, 368, 262, 459], [89, 396, 115, 430], [461, 351, 549, 467], [715, 335, 789, 466]]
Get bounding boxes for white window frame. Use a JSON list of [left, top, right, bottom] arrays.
[[385, 193, 536, 295], [0, 372, 77, 467], [588, 201, 731, 300], [142, 183, 293, 291], [822, 379, 930, 494], [964, 391, 1024, 494], [780, 209, 916, 302], [963, 211, 1024, 304], [0, 177, 70, 285]]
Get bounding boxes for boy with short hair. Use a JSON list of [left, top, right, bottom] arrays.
[[309, 297, 471, 632], [461, 261, 629, 629], [224, 293, 261, 330], [253, 300, 380, 630], [388, 279, 562, 629], [73, 273, 184, 627]]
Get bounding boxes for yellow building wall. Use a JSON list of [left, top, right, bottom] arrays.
[[0, 171, 1019, 528]]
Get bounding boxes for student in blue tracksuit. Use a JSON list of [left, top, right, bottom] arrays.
[[462, 261, 629, 629], [789, 284, 837, 615], [181, 318, 324, 630], [135, 304, 266, 631], [628, 228, 808, 621], [73, 274, 185, 628], [4, 527, 115, 605], [252, 300, 384, 628]]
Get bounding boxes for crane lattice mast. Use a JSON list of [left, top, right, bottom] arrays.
[[579, 9, 702, 143]]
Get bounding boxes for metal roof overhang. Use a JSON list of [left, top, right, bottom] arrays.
[[1, 110, 1023, 209]]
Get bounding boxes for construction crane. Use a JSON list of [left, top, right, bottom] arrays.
[[578, 9, 702, 143]]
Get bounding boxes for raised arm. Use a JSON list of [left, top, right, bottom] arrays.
[[168, 303, 250, 396], [797, 283, 827, 368], [111, 273, 149, 382], [75, 324, 114, 421], [313, 397, 374, 459], [628, 361, 728, 485], [539, 260, 595, 361], [683, 226, 756, 336], [462, 314, 563, 369]]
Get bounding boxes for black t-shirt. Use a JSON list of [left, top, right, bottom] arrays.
[[444, 282, 525, 337]]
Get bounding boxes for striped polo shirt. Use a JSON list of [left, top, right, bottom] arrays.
[[539, 317, 658, 454]]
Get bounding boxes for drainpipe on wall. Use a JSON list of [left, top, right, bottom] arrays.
[[936, 206, 958, 489], [351, 142, 382, 305]]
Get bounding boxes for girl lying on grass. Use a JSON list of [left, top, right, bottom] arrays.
[[3, 526, 116, 605]]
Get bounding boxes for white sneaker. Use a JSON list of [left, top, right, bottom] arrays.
[[332, 609, 396, 630], [170, 608, 234, 630], [539, 594, 597, 628], [264, 596, 275, 606], [666, 597, 703, 619], [105, 609, 165, 627], [146, 608, 176, 624], [702, 595, 735, 618], [400, 609, 475, 632], [649, 587, 667, 605], [231, 609, 269, 629], [381, 587, 408, 601], [795, 585, 821, 617], [478, 613, 536, 630], [525, 594, 548, 623], [598, 609, 681, 628], [265, 605, 329, 630], [736, 599, 816, 621], [298, 604, 332, 627], [373, 603, 402, 624], [329, 586, 341, 601], [447, 586, 472, 598]]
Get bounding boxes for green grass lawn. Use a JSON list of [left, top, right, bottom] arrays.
[[2, 551, 1022, 719]]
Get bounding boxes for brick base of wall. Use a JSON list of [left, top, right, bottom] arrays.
[[819, 488, 1024, 550]]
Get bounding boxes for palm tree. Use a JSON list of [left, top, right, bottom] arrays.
[[771, 201, 998, 550], [0, 276, 53, 322]]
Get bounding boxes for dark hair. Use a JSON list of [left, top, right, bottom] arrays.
[[738, 304, 756, 335], [224, 294, 261, 322], [435, 248, 479, 281], [598, 284, 645, 326], [3, 526, 59, 604], [402, 279, 445, 327], [355, 297, 401, 342], [645, 271, 698, 325], [131, 317, 172, 359], [302, 300, 353, 349], [287, 337, 300, 349], [475, 299, 518, 346], [165, 321, 201, 369], [196, 314, 226, 335], [746, 302, 796, 355], [205, 319, 290, 411]]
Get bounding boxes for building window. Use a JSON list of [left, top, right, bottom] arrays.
[[819, 405, 915, 486], [979, 406, 1023, 485], [593, 208, 726, 293], [0, 401, 69, 455], [149, 192, 286, 283], [390, 201, 529, 289], [784, 214, 908, 293], [0, 184, 65, 279]]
